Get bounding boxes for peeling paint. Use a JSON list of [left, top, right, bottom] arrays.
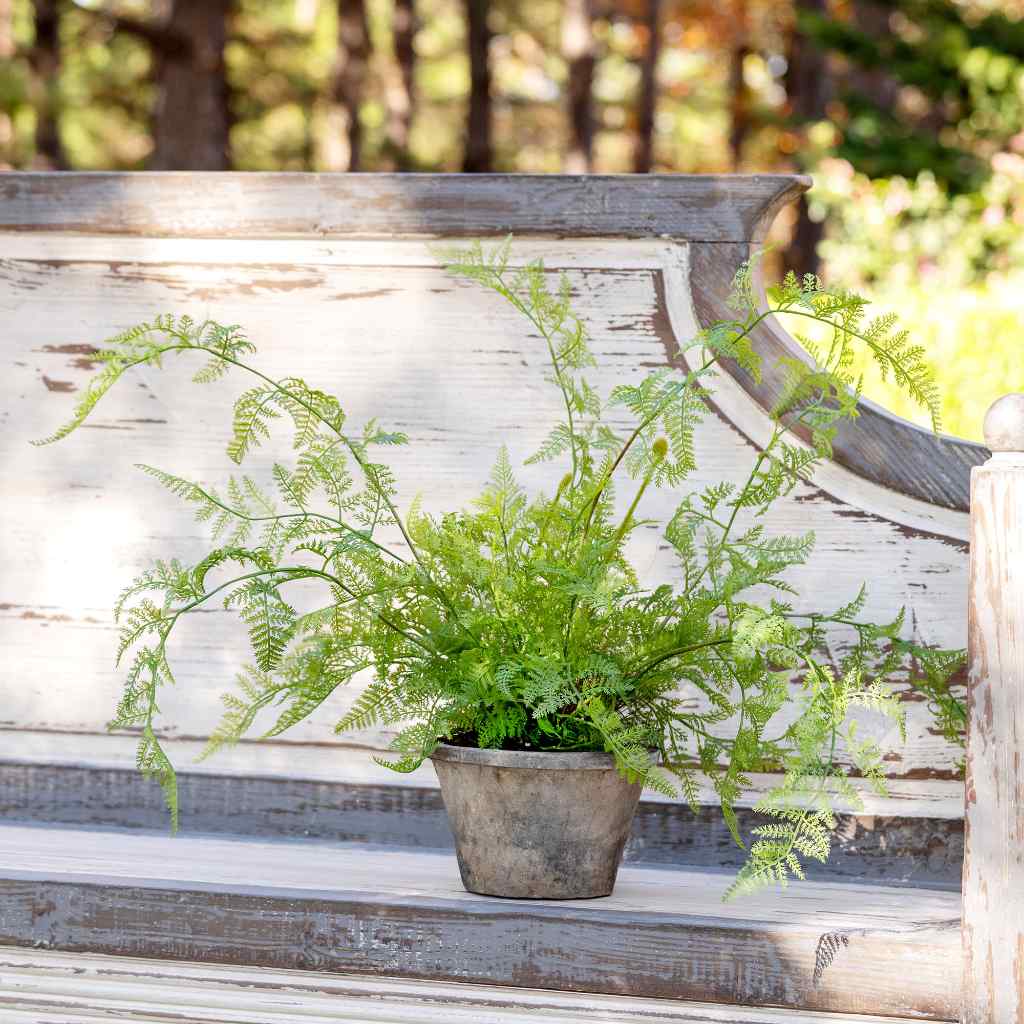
[[40, 375, 75, 393]]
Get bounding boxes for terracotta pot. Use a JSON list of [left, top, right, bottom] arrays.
[[429, 743, 643, 899]]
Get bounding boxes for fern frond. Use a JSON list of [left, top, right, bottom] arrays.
[[813, 932, 851, 985], [227, 385, 281, 463], [225, 578, 296, 671], [200, 664, 285, 761], [526, 423, 574, 464], [335, 679, 403, 733], [137, 725, 179, 831], [374, 720, 443, 773], [32, 355, 135, 446]]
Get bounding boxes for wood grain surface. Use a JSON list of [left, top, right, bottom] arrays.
[[962, 447, 1024, 1021], [0, 947, 955, 1024], [0, 172, 807, 240], [0, 824, 961, 1017]]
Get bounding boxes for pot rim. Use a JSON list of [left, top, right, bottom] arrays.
[[430, 742, 622, 771]]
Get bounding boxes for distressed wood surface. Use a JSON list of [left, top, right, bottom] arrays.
[[0, 758, 964, 886], [962, 396, 1024, 1023], [0, 232, 969, 806], [0, 172, 807, 241], [0, 824, 961, 1017], [0, 948, 955, 1024]]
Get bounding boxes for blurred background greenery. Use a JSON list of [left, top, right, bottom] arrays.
[[1, 0, 1022, 440]]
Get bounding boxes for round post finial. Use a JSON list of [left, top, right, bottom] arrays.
[[983, 393, 1024, 453]]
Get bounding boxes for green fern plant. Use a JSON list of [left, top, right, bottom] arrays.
[[35, 242, 964, 895]]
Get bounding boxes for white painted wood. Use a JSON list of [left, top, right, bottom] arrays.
[[0, 234, 967, 794], [981, 392, 1024, 452], [0, 947, 946, 1024], [961, 399, 1024, 1023], [0, 230, 974, 542]]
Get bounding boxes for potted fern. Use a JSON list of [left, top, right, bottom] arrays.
[[36, 241, 961, 900]]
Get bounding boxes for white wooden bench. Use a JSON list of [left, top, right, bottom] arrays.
[[0, 172, 1016, 1021]]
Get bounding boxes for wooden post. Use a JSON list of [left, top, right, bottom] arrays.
[[963, 392, 1024, 1023]]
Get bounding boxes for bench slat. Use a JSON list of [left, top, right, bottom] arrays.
[[0, 947, 951, 1024]]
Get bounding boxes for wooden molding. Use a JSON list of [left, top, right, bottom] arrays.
[[0, 749, 965, 886], [0, 172, 809, 241]]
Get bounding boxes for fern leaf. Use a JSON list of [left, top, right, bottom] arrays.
[[200, 664, 283, 761], [225, 578, 296, 671], [137, 725, 180, 831], [227, 386, 280, 463]]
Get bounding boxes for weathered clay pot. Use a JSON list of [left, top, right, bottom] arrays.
[[429, 744, 643, 899]]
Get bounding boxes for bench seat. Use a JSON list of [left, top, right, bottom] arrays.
[[0, 823, 959, 1019]]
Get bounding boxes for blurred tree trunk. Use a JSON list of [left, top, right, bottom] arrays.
[[387, 0, 416, 169], [29, 0, 65, 169], [462, 0, 492, 172], [151, 0, 231, 170], [727, 0, 751, 169], [848, 0, 899, 110], [326, 0, 371, 171], [562, 0, 595, 173], [634, 0, 660, 173], [784, 0, 829, 276]]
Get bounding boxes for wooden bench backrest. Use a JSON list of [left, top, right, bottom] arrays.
[[0, 172, 978, 826]]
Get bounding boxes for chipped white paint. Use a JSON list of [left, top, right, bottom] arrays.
[[0, 235, 967, 803], [961, 399, 1024, 1023], [0, 947, 949, 1024]]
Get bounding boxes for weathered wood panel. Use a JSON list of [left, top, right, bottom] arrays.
[[0, 232, 969, 811], [0, 824, 961, 1017], [962, 395, 1024, 1022], [0, 947, 954, 1024], [0, 172, 807, 240]]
